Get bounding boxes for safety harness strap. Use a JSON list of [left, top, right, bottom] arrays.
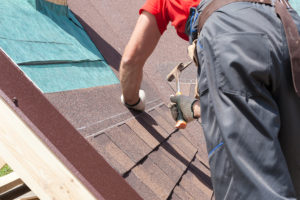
[[197, 0, 272, 33], [197, 0, 300, 97], [275, 0, 300, 96]]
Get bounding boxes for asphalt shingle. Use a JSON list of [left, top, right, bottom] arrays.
[[88, 133, 135, 174], [106, 124, 152, 163]]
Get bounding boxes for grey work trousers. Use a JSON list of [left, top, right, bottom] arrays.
[[196, 1, 300, 199]]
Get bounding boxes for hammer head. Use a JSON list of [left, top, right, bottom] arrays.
[[166, 63, 184, 82]]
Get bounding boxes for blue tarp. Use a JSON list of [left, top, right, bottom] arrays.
[[0, 0, 119, 93]]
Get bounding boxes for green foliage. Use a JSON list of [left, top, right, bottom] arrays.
[[0, 164, 13, 177]]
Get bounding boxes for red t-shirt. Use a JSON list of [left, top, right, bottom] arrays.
[[139, 0, 200, 41]]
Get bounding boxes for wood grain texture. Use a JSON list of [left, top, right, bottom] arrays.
[[0, 172, 23, 194], [0, 97, 97, 200], [0, 156, 6, 169]]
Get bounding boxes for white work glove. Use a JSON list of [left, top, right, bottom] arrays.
[[169, 95, 198, 122], [121, 89, 146, 111]]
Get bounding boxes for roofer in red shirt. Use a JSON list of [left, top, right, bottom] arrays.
[[120, 0, 300, 199]]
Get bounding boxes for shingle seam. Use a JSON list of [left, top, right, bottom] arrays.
[[122, 129, 180, 178], [196, 154, 210, 171], [81, 98, 161, 130], [166, 151, 198, 200], [85, 100, 163, 138], [106, 127, 152, 166], [178, 130, 198, 150]]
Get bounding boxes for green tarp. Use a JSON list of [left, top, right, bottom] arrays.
[[0, 0, 119, 93], [290, 0, 300, 15], [20, 61, 118, 93]]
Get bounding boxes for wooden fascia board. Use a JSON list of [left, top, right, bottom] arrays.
[[0, 49, 142, 200]]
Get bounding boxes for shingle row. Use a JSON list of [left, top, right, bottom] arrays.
[[87, 102, 212, 200]]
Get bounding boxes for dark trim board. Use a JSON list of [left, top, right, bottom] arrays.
[[0, 49, 142, 200]]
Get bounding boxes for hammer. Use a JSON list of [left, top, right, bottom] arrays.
[[166, 61, 192, 129]]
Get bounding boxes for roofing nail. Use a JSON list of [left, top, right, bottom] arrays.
[[12, 97, 18, 107]]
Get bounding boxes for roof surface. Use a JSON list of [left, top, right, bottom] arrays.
[[64, 0, 213, 199]]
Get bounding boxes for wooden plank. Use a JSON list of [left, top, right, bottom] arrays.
[[0, 156, 6, 169], [20, 197, 39, 200], [0, 172, 23, 193], [0, 97, 97, 200], [17, 190, 39, 200]]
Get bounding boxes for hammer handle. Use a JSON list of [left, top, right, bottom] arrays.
[[175, 92, 187, 129]]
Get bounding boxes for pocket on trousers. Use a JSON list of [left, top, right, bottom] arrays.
[[212, 32, 272, 97]]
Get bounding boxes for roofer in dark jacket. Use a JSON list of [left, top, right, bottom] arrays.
[[120, 0, 300, 199]]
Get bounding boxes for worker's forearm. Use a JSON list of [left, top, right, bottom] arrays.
[[120, 60, 143, 105], [119, 11, 161, 105]]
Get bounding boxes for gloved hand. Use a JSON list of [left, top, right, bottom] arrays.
[[169, 95, 198, 122], [121, 89, 146, 111]]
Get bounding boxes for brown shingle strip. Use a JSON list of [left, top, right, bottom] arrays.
[[0, 50, 142, 199], [136, 113, 170, 141], [170, 193, 183, 200], [159, 147, 187, 172], [184, 120, 210, 164], [148, 109, 175, 134], [180, 121, 206, 151], [105, 124, 152, 163], [176, 156, 213, 200], [172, 186, 195, 200], [189, 157, 212, 190], [157, 103, 208, 159], [179, 170, 212, 200], [155, 100, 203, 150], [131, 159, 174, 200], [168, 131, 198, 161], [148, 147, 183, 184], [196, 153, 210, 172], [87, 134, 135, 174], [126, 171, 160, 200], [161, 141, 191, 169], [126, 118, 160, 149]]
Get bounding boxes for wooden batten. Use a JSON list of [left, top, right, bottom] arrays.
[[0, 172, 23, 194], [0, 96, 96, 200]]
